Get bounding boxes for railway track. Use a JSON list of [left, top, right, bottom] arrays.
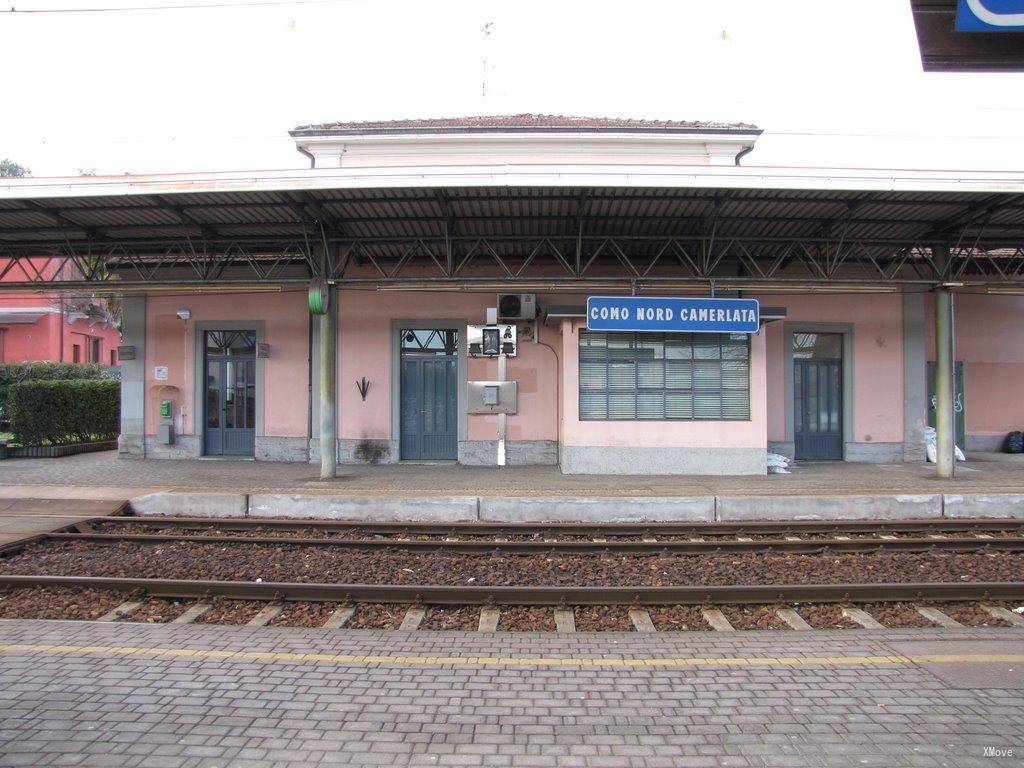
[[2, 516, 1023, 618], [33, 530, 1024, 555], [81, 515, 1024, 539], [18, 515, 1021, 557], [1, 573, 1023, 606]]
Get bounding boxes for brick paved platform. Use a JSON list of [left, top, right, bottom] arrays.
[[0, 620, 1021, 766], [0, 498, 127, 550]]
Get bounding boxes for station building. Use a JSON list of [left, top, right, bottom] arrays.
[[0, 115, 1022, 476]]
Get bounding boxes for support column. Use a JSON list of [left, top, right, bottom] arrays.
[[118, 295, 146, 458], [319, 287, 337, 479], [902, 292, 927, 462], [496, 352, 506, 466], [933, 246, 955, 478]]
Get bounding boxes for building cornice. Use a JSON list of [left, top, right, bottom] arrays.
[[2, 162, 1022, 200]]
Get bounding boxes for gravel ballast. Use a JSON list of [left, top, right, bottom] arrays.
[[574, 606, 634, 631], [720, 604, 788, 630], [647, 605, 712, 631], [917, 602, 1011, 628], [0, 587, 124, 620], [4, 540, 1022, 587], [194, 599, 262, 625], [120, 598, 189, 623], [857, 602, 936, 628], [269, 602, 336, 627], [421, 606, 479, 630], [346, 603, 405, 629], [797, 604, 861, 629], [499, 606, 555, 631]]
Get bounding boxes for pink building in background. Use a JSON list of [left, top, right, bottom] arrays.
[[0, 258, 120, 365]]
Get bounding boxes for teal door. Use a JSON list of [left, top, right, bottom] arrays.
[[792, 332, 844, 460], [399, 329, 458, 460], [794, 358, 843, 460]]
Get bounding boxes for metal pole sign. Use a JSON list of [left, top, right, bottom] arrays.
[[586, 296, 760, 334], [956, 0, 1024, 31]]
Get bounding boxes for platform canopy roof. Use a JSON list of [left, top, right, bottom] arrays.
[[1, 163, 1023, 293]]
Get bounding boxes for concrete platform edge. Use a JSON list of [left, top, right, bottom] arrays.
[[125, 490, 1024, 521], [715, 493, 943, 521], [247, 494, 479, 521], [479, 496, 715, 522], [942, 493, 1024, 518]]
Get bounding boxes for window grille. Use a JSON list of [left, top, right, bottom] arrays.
[[579, 331, 750, 421]]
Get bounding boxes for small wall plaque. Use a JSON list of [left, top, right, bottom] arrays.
[[154, 365, 168, 381], [256, 342, 270, 358], [117, 345, 135, 361]]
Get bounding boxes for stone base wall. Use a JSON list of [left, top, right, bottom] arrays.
[[118, 434, 146, 459], [769, 441, 905, 464], [967, 434, 1004, 452], [458, 440, 559, 466], [255, 437, 310, 463], [138, 435, 309, 461], [143, 435, 201, 459], [843, 442, 905, 463], [560, 445, 767, 476], [338, 439, 399, 465]]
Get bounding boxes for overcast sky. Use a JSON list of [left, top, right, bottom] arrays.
[[2, 0, 1023, 177]]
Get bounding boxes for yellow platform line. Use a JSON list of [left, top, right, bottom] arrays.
[[1, 643, 1022, 669]]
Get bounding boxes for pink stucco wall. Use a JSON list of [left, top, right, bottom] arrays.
[[144, 291, 309, 437], [924, 293, 1024, 437], [559, 318, 767, 449], [762, 293, 904, 444], [140, 285, 992, 459], [337, 290, 564, 443]]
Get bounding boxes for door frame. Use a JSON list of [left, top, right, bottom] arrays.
[[783, 323, 853, 460], [192, 321, 266, 454], [390, 319, 468, 459]]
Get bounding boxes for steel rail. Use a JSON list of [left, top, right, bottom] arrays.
[[90, 516, 1024, 538], [0, 575, 1021, 606], [40, 531, 1024, 555]]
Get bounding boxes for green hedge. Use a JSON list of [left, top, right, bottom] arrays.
[[0, 362, 108, 410], [7, 379, 120, 446]]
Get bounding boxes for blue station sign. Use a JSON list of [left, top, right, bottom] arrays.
[[586, 296, 760, 334], [956, 0, 1024, 31]]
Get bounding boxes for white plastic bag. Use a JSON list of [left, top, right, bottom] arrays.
[[923, 426, 966, 463]]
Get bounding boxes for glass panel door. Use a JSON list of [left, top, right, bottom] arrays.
[[203, 330, 257, 456], [793, 333, 843, 460]]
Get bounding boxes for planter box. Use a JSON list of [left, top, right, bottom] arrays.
[[8, 440, 118, 459]]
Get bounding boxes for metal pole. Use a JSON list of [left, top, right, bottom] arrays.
[[319, 287, 337, 479], [497, 352, 506, 466], [933, 241, 955, 479], [934, 287, 955, 478], [58, 297, 64, 362]]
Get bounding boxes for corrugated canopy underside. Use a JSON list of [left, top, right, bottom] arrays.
[[1, 186, 1021, 248]]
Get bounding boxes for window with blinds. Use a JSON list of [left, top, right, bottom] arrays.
[[579, 331, 750, 421]]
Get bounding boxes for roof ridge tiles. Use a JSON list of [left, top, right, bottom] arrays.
[[291, 113, 760, 133]]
